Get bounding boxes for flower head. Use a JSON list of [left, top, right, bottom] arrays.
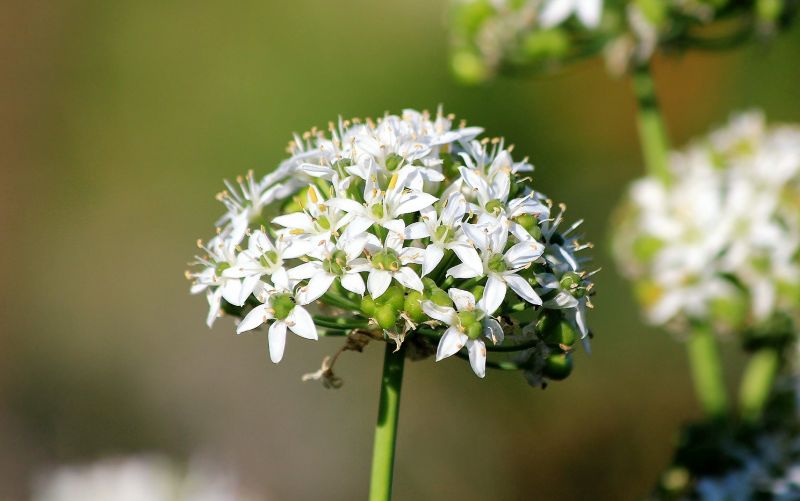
[[187, 108, 596, 388]]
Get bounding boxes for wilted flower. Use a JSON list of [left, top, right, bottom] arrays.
[[186, 108, 596, 386]]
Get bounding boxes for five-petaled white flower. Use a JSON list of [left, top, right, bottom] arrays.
[[422, 289, 504, 378], [236, 269, 318, 363], [448, 217, 545, 314]]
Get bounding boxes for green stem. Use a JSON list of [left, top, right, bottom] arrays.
[[313, 315, 369, 330], [631, 63, 672, 186], [321, 292, 361, 311], [739, 348, 781, 424], [369, 342, 406, 501], [687, 324, 729, 421]]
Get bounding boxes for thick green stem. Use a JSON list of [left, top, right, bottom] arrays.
[[687, 325, 729, 420], [739, 348, 781, 423], [369, 342, 406, 501], [631, 63, 672, 186]]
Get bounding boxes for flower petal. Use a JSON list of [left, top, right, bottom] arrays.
[[296, 272, 335, 305], [504, 240, 545, 269], [436, 326, 468, 361], [478, 274, 507, 315], [405, 221, 431, 240], [393, 267, 424, 292], [395, 192, 438, 215], [446, 263, 481, 279], [368, 269, 392, 298], [422, 301, 458, 325], [341, 271, 366, 296], [268, 321, 287, 363], [450, 244, 483, 275], [272, 212, 313, 229], [237, 304, 271, 334], [505, 273, 542, 306], [448, 288, 476, 312], [421, 244, 444, 277], [483, 318, 504, 345], [287, 305, 318, 340], [467, 339, 487, 378]]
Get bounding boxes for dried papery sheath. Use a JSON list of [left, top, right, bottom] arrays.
[[186, 108, 597, 387], [613, 111, 800, 334]]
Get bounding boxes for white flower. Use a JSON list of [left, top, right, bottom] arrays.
[[358, 227, 425, 298], [448, 217, 544, 314], [187, 236, 243, 327], [271, 185, 352, 259], [614, 110, 800, 330], [222, 230, 304, 306], [289, 235, 369, 304], [327, 170, 438, 237], [236, 269, 318, 363], [422, 288, 503, 377], [404, 191, 482, 276], [540, 0, 603, 29]]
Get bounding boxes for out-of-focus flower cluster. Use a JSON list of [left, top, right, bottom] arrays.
[[449, 0, 798, 82], [32, 455, 258, 501], [186, 108, 596, 385], [653, 372, 800, 500], [613, 111, 800, 334]]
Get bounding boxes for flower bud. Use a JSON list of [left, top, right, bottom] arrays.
[[272, 293, 295, 320], [385, 153, 403, 171], [360, 295, 377, 316], [404, 290, 426, 322], [466, 322, 483, 340], [381, 285, 406, 311], [430, 288, 453, 308], [375, 303, 399, 330], [471, 285, 484, 302], [543, 353, 573, 380]]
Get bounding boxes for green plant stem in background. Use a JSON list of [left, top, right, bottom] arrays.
[[631, 63, 672, 186], [739, 348, 781, 423], [631, 63, 730, 420], [687, 324, 729, 420], [369, 342, 407, 501]]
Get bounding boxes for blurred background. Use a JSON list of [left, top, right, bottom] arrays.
[[1, 1, 800, 499]]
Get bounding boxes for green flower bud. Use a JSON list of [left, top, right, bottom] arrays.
[[451, 50, 489, 85], [404, 290, 426, 323], [376, 303, 399, 330], [522, 29, 569, 61], [543, 353, 573, 380], [385, 153, 404, 171], [559, 271, 582, 291], [430, 288, 453, 308], [485, 199, 503, 214], [272, 293, 295, 320], [458, 310, 478, 328], [422, 277, 437, 291], [471, 285, 484, 302], [361, 295, 377, 316], [537, 311, 578, 347], [381, 286, 406, 311], [487, 253, 507, 273], [757, 0, 782, 23], [322, 259, 343, 275], [466, 322, 483, 340], [373, 249, 400, 271], [371, 204, 385, 219], [442, 154, 461, 179], [215, 261, 231, 275]]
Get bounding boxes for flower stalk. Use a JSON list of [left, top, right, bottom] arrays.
[[631, 63, 672, 186], [687, 324, 728, 421], [739, 347, 780, 424], [369, 342, 407, 501], [631, 64, 731, 420]]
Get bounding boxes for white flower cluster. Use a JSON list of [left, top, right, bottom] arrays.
[[32, 455, 257, 501], [187, 108, 595, 380], [613, 111, 800, 332], [449, 0, 795, 82]]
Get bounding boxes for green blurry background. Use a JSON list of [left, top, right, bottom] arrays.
[[2, 1, 799, 499]]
